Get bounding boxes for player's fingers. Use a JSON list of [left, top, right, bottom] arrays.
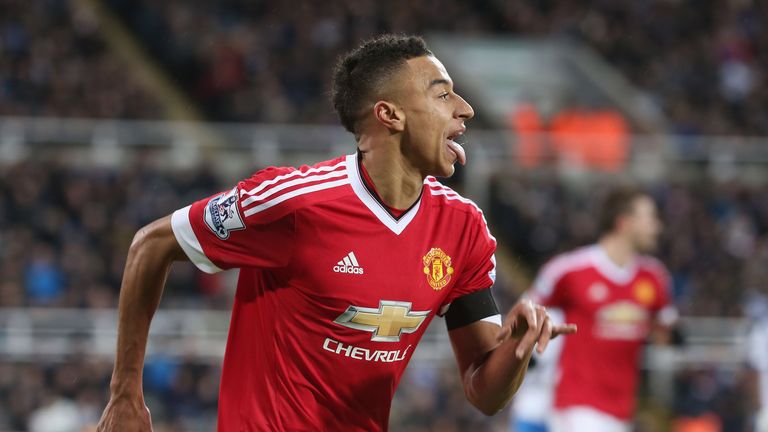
[[552, 323, 578, 338], [502, 299, 534, 340], [532, 305, 547, 338], [522, 301, 538, 333], [534, 305, 547, 330], [514, 303, 540, 359], [515, 324, 540, 359], [537, 315, 553, 354]]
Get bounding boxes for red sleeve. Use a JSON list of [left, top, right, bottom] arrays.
[[443, 210, 497, 307], [645, 258, 678, 326], [170, 167, 296, 273]]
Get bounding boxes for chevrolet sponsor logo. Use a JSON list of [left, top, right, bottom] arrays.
[[322, 338, 412, 362], [334, 300, 430, 342]]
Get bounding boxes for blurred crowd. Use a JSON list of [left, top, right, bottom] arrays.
[[0, 357, 221, 432], [0, 159, 229, 310], [0, 0, 161, 118], [105, 0, 501, 123], [501, 0, 768, 135], [3, 0, 767, 135], [103, 0, 767, 135]]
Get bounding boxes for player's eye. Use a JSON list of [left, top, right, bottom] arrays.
[[439, 92, 449, 100]]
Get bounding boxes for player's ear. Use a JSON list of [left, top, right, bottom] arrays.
[[373, 100, 405, 133]]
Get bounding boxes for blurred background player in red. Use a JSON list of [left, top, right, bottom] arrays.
[[528, 188, 678, 432]]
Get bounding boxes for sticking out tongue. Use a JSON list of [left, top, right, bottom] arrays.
[[446, 139, 466, 165]]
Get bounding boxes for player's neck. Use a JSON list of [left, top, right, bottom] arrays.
[[598, 235, 637, 268], [357, 140, 424, 210]]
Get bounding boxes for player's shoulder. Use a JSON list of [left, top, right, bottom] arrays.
[[424, 176, 484, 217], [539, 245, 596, 279], [238, 155, 350, 218], [424, 176, 494, 235], [242, 155, 347, 184], [530, 246, 595, 297], [637, 254, 667, 272], [637, 254, 671, 284]]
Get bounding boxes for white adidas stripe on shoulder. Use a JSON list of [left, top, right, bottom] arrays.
[[242, 177, 350, 217], [430, 188, 477, 208], [426, 179, 496, 242], [426, 179, 468, 202], [240, 169, 347, 207], [425, 178, 466, 201], [240, 161, 346, 198]]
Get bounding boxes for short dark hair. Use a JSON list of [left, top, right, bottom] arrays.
[[599, 187, 648, 234], [331, 34, 432, 135]]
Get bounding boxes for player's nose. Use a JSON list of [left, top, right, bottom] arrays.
[[455, 93, 474, 120]]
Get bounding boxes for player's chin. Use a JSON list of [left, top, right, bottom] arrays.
[[433, 159, 456, 178], [434, 150, 458, 177], [637, 239, 658, 253]]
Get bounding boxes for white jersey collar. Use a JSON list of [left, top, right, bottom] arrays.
[[589, 244, 638, 285], [345, 152, 422, 235]]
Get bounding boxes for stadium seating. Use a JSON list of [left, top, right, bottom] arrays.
[[0, 0, 161, 118]]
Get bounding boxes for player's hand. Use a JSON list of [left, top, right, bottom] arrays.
[[96, 396, 153, 432], [496, 299, 577, 359]]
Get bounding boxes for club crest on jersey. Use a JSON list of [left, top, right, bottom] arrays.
[[633, 279, 656, 306], [588, 282, 609, 302], [204, 187, 245, 240], [422, 248, 454, 290]]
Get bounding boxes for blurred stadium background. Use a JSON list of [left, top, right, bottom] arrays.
[[1, 0, 766, 431]]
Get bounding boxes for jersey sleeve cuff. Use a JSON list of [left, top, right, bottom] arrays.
[[480, 314, 502, 326], [657, 305, 679, 327], [171, 205, 223, 274]]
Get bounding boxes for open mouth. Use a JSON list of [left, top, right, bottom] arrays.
[[445, 129, 467, 166]]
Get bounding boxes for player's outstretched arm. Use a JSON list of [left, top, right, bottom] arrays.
[[448, 299, 576, 416], [97, 215, 188, 432]]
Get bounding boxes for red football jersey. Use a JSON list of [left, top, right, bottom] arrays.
[[170, 153, 498, 431], [529, 245, 677, 420]]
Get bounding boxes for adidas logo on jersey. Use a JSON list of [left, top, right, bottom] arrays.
[[333, 252, 364, 275]]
